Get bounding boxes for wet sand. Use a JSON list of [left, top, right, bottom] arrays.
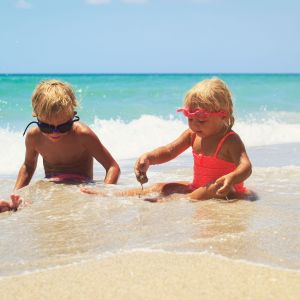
[[0, 251, 299, 300]]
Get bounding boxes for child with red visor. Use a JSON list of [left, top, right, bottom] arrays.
[[131, 77, 253, 200], [0, 79, 120, 212]]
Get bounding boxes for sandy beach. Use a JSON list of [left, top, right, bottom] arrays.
[[0, 251, 299, 300]]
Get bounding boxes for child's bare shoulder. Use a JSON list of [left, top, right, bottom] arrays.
[[226, 132, 243, 144], [25, 127, 43, 143], [73, 122, 98, 140], [223, 132, 245, 153], [26, 126, 40, 136], [74, 122, 93, 134]]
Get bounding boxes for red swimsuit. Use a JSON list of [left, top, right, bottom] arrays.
[[191, 131, 247, 193]]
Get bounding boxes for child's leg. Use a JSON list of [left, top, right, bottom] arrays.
[[188, 181, 258, 201], [80, 187, 107, 196], [160, 182, 192, 196], [189, 182, 236, 201], [113, 183, 163, 196], [80, 181, 191, 197], [115, 181, 192, 197], [80, 185, 157, 197]]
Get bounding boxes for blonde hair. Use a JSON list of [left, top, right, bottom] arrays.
[[32, 80, 78, 119], [184, 77, 235, 129]]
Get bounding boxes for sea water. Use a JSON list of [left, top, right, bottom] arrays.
[[0, 74, 299, 277]]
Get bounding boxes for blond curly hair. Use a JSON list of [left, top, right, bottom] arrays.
[[32, 79, 78, 119], [183, 77, 235, 129]]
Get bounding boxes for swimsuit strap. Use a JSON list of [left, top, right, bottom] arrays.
[[213, 131, 236, 157]]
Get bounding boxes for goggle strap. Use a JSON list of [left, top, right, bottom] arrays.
[[23, 121, 39, 136]]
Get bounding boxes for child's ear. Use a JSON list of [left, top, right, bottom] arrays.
[[32, 112, 37, 117]]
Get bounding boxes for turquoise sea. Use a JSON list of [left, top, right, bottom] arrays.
[[0, 74, 299, 277]]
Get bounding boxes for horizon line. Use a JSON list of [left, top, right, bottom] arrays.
[[1, 72, 300, 76]]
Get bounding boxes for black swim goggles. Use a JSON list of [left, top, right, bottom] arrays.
[[23, 115, 80, 136]]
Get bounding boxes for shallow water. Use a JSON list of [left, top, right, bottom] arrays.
[[1, 74, 299, 277], [0, 143, 299, 277]]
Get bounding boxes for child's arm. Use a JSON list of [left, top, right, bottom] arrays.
[[14, 133, 39, 190], [81, 128, 120, 184], [215, 135, 252, 196], [135, 129, 192, 177]]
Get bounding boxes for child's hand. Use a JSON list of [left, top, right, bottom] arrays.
[[215, 174, 233, 196], [10, 194, 24, 210], [0, 200, 12, 213], [134, 154, 150, 179], [0, 194, 23, 213]]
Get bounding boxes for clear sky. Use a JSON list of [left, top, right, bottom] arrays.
[[0, 0, 299, 73]]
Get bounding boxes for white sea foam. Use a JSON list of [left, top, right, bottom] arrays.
[[91, 115, 300, 159], [0, 115, 299, 176], [236, 119, 299, 147], [0, 128, 26, 175]]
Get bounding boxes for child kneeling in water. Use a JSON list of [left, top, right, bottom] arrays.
[[0, 79, 120, 213], [83, 77, 253, 201]]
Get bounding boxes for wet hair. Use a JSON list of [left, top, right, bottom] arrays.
[[183, 77, 235, 129], [32, 79, 78, 119]]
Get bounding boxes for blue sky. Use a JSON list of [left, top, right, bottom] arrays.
[[0, 0, 299, 73]]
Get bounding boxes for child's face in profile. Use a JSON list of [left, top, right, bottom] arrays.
[[38, 111, 75, 142]]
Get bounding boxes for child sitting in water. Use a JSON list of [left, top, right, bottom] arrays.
[[134, 77, 253, 200], [0, 79, 120, 212], [82, 77, 253, 201]]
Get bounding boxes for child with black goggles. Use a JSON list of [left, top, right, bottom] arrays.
[[0, 79, 121, 213]]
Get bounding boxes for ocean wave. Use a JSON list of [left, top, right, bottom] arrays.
[[0, 115, 299, 176], [90, 115, 300, 157]]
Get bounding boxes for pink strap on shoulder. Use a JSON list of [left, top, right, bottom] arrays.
[[213, 131, 236, 157]]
